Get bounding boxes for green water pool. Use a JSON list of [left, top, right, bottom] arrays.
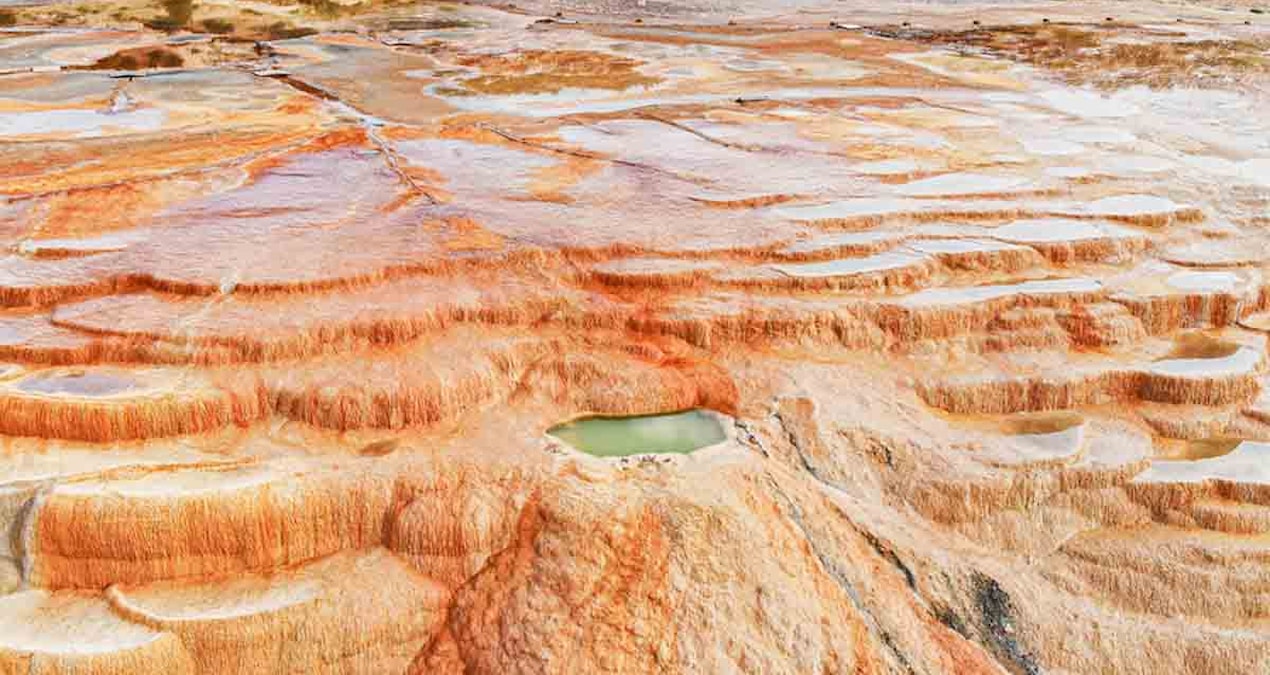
[[547, 409, 727, 457]]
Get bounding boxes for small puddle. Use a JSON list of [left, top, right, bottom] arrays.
[[1159, 332, 1240, 361], [896, 277, 1102, 308], [1153, 437, 1244, 461], [547, 409, 726, 457], [17, 371, 138, 397], [1165, 270, 1241, 293], [0, 108, 165, 138], [993, 218, 1134, 244], [1081, 194, 1186, 219], [17, 232, 140, 258], [997, 411, 1087, 458], [772, 249, 927, 279], [1147, 332, 1256, 377], [893, 172, 1032, 197], [944, 410, 1086, 463], [999, 410, 1084, 436]]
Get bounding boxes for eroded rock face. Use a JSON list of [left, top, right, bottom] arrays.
[[1, 0, 1268, 673]]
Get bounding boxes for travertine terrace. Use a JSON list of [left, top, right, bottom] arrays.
[[1, 0, 1268, 672]]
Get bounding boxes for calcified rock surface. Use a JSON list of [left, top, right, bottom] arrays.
[[1, 0, 1269, 673]]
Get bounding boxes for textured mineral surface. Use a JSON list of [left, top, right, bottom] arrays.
[[0, 0, 1268, 672]]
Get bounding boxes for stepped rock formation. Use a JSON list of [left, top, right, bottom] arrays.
[[0, 0, 1268, 672]]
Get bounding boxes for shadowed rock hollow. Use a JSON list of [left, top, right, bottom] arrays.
[[0, 0, 1268, 672]]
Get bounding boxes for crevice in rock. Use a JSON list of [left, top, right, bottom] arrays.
[[733, 418, 770, 457], [859, 527, 917, 591], [260, 72, 440, 204], [935, 603, 973, 638], [634, 112, 760, 152], [762, 473, 919, 675], [767, 399, 985, 666], [772, 403, 826, 482], [771, 400, 921, 589], [477, 121, 692, 181]]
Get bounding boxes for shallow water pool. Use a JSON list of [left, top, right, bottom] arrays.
[[548, 409, 726, 457]]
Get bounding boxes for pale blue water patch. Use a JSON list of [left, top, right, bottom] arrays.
[[894, 277, 1103, 308], [17, 371, 137, 397], [548, 409, 726, 457], [772, 249, 928, 278], [992, 219, 1140, 244], [1076, 194, 1190, 219], [1135, 441, 1269, 483], [893, 172, 1033, 197], [0, 107, 164, 137], [1163, 269, 1239, 293], [1147, 346, 1259, 378]]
